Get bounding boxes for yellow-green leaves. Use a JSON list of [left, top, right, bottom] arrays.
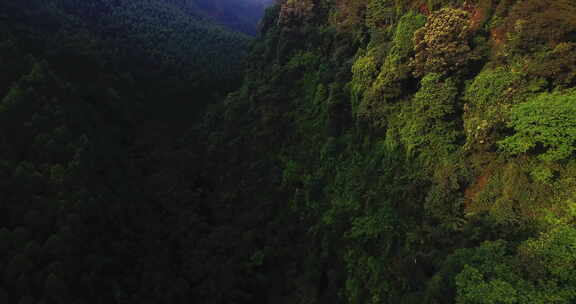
[[412, 8, 472, 77], [499, 89, 576, 162], [398, 73, 459, 161]]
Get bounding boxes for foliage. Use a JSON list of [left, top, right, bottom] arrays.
[[0, 1, 258, 303], [455, 224, 576, 304], [397, 73, 460, 161], [519, 224, 576, 283], [196, 1, 576, 302], [526, 42, 576, 87], [506, 0, 576, 53], [329, 0, 367, 31], [453, 241, 520, 304], [353, 12, 425, 126], [390, 12, 426, 63], [412, 7, 472, 76], [1, 0, 252, 91], [463, 67, 522, 148], [499, 89, 576, 162], [351, 48, 380, 114], [365, 0, 397, 29], [278, 0, 316, 27], [4, 0, 576, 303]]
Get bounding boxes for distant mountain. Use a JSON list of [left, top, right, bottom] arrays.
[[183, 0, 276, 35]]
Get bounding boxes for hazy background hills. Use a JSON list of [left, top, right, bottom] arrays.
[[174, 0, 275, 35]]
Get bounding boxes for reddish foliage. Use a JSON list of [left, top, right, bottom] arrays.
[[464, 170, 492, 211], [462, 1, 475, 13], [418, 4, 430, 15], [331, 0, 366, 31], [507, 0, 576, 46], [490, 26, 506, 47], [469, 6, 485, 31]]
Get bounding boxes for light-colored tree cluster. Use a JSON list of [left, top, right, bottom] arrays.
[[412, 7, 472, 76]]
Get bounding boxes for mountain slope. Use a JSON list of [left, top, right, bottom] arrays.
[[198, 0, 576, 303], [2, 0, 576, 303], [0, 1, 253, 303]]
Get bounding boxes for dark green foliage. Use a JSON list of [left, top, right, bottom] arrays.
[[463, 66, 522, 149], [0, 0, 252, 94], [527, 42, 576, 87], [353, 12, 425, 126], [0, 1, 257, 303], [453, 224, 576, 303], [365, 0, 397, 29], [390, 12, 426, 63], [397, 73, 460, 160], [2, 0, 576, 303]]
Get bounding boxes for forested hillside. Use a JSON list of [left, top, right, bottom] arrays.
[[3, 0, 576, 303], [0, 0, 251, 94], [198, 0, 576, 303], [0, 0, 253, 303]]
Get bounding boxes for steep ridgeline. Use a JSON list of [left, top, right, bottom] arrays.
[[199, 0, 576, 303]]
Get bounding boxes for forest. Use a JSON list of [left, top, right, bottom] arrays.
[[2, 0, 576, 303]]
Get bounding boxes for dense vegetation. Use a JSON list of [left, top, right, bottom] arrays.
[[198, 0, 576, 303], [3, 0, 576, 303], [0, 0, 253, 303]]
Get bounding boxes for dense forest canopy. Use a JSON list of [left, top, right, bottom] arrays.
[[0, 0, 254, 303], [201, 0, 576, 303], [2, 0, 576, 303]]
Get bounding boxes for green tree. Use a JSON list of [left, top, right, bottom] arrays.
[[499, 89, 576, 162], [365, 0, 397, 29], [398, 73, 460, 160], [455, 224, 576, 304]]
